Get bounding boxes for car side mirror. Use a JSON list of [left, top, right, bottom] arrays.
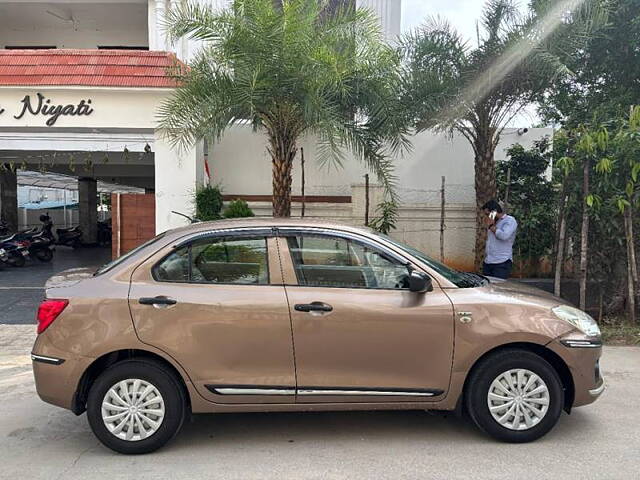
[[408, 270, 433, 293]]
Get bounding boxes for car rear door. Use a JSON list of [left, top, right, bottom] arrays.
[[278, 228, 455, 403], [128, 229, 296, 404]]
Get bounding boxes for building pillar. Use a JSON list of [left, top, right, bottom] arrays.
[[0, 166, 18, 232], [154, 132, 205, 233], [78, 177, 98, 244]]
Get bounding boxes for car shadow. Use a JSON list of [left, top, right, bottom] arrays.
[[162, 407, 595, 452]]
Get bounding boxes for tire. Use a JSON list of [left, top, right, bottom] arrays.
[[8, 253, 25, 268], [465, 349, 564, 443], [86, 359, 187, 454], [35, 249, 53, 262]]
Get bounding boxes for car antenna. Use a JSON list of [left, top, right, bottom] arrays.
[[171, 211, 201, 224]]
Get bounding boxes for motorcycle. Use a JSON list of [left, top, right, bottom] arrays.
[[39, 214, 83, 248], [0, 234, 30, 268], [21, 231, 54, 262], [55, 225, 83, 248]]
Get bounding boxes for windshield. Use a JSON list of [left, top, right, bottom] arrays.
[[94, 232, 168, 276], [375, 233, 487, 288]]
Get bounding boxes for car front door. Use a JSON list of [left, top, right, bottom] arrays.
[[278, 229, 455, 403], [128, 230, 296, 404]]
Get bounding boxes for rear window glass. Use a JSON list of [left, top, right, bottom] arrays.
[[153, 236, 269, 285], [94, 233, 167, 276]]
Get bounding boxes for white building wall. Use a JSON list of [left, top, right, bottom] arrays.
[[149, 0, 401, 60], [209, 126, 551, 202], [357, 0, 401, 42], [0, 2, 148, 49]]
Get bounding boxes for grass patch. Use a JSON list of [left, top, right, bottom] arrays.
[[600, 321, 640, 346]]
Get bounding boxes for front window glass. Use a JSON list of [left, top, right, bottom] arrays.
[[376, 233, 486, 288], [287, 235, 410, 289], [154, 236, 269, 285]]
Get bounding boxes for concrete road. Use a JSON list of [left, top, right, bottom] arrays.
[[1, 325, 639, 480], [0, 247, 110, 324]]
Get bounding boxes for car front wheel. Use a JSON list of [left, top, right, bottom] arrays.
[[86, 359, 187, 454], [465, 349, 564, 443]]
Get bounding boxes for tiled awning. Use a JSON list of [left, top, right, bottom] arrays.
[[0, 49, 185, 88]]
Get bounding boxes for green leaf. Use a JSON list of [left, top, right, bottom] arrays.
[[632, 163, 640, 182], [586, 194, 594, 207], [626, 181, 634, 197], [595, 157, 613, 174]]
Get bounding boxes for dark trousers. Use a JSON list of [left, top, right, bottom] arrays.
[[483, 260, 513, 279]]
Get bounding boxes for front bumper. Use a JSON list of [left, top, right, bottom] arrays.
[[548, 332, 605, 408], [589, 379, 606, 397]]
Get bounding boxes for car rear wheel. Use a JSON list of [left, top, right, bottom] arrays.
[[465, 349, 564, 443], [86, 359, 186, 454]]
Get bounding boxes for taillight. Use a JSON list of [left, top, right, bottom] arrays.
[[36, 299, 69, 334]]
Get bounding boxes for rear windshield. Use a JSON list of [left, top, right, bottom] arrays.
[[94, 233, 168, 276]]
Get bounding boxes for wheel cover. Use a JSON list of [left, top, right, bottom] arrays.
[[487, 368, 550, 431], [101, 379, 165, 442]]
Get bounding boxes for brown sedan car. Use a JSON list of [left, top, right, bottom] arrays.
[[32, 219, 604, 454]]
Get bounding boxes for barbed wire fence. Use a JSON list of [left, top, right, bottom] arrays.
[[363, 178, 477, 261]]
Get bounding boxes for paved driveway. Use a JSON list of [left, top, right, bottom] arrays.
[[0, 247, 110, 324], [0, 325, 638, 480]]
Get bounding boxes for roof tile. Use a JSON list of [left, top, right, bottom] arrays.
[[0, 49, 185, 88]]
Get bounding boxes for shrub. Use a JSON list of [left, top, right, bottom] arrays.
[[223, 199, 255, 218], [195, 185, 223, 221], [369, 201, 398, 235]]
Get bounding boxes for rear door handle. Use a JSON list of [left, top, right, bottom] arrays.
[[138, 296, 177, 306], [294, 302, 333, 313]]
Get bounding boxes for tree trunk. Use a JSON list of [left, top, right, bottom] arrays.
[[264, 111, 300, 218], [473, 137, 498, 271], [552, 178, 568, 271], [554, 194, 568, 298], [628, 207, 638, 286], [624, 207, 636, 324], [300, 147, 306, 218], [579, 159, 590, 311]]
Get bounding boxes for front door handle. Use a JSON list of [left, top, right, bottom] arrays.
[[294, 302, 333, 313], [139, 296, 177, 306]]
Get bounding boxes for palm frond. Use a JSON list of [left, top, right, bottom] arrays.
[[159, 0, 407, 206]]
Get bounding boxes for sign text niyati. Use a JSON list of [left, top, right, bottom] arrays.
[[12, 92, 94, 126]]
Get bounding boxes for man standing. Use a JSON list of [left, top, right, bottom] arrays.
[[481, 199, 517, 279]]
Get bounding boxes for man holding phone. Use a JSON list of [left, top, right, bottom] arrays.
[[481, 199, 518, 279]]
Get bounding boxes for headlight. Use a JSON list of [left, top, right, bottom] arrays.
[[552, 305, 601, 337]]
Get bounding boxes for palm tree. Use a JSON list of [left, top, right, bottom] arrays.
[[159, 0, 409, 217], [400, 0, 607, 268]]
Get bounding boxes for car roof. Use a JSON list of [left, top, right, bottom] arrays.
[[162, 217, 374, 240]]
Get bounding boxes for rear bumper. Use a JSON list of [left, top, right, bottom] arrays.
[[548, 333, 604, 408], [31, 334, 93, 411]]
